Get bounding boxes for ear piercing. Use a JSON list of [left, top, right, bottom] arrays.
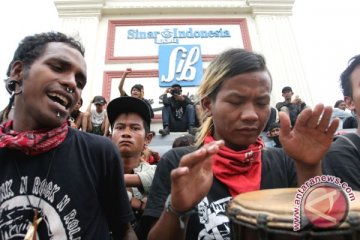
[[6, 79, 22, 96], [66, 87, 74, 93], [56, 112, 60, 118]]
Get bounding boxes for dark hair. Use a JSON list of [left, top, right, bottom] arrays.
[[340, 55, 360, 98], [131, 84, 144, 91], [334, 100, 344, 108], [172, 134, 195, 148], [205, 49, 270, 103], [282, 86, 292, 93], [269, 122, 280, 131], [171, 83, 182, 89], [6, 32, 85, 77], [143, 121, 150, 135]]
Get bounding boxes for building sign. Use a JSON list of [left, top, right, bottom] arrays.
[[127, 27, 231, 44], [159, 45, 203, 87], [106, 19, 251, 63], [103, 19, 252, 108]]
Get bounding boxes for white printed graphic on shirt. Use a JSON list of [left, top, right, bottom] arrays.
[[197, 196, 232, 240], [0, 176, 80, 239]]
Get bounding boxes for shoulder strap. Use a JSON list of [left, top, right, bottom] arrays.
[[335, 133, 360, 154]]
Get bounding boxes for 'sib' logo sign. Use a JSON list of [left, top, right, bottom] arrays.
[[158, 45, 203, 87]]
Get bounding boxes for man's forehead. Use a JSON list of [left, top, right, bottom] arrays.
[[43, 42, 84, 60], [115, 112, 144, 123]]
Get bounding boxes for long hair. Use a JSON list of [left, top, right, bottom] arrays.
[[195, 48, 271, 147]]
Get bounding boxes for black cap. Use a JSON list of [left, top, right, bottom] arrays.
[[93, 96, 107, 105], [171, 83, 182, 89], [107, 96, 151, 129], [282, 86, 293, 93]]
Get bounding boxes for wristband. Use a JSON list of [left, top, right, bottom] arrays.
[[165, 194, 197, 229]]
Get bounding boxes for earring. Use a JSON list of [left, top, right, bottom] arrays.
[[6, 80, 22, 96], [66, 87, 74, 93]]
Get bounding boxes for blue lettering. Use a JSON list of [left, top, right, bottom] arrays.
[[223, 30, 231, 37], [127, 27, 232, 41], [127, 30, 136, 39], [178, 30, 186, 38], [186, 28, 193, 38]]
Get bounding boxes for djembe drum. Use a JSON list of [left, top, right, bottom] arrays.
[[227, 188, 360, 240]]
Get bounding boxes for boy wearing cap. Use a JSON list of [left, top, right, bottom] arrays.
[[107, 96, 157, 226], [82, 95, 110, 136]]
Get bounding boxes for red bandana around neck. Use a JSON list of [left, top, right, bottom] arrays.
[[0, 121, 68, 156], [205, 135, 264, 197]]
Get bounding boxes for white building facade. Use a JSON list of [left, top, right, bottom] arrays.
[[54, 0, 312, 112]]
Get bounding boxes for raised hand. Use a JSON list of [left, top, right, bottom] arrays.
[[279, 104, 339, 166], [170, 140, 224, 212]]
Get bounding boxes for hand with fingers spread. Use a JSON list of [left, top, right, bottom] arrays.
[[280, 104, 339, 165], [170, 140, 224, 213]]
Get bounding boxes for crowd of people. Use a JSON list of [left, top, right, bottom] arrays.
[[0, 31, 359, 239]]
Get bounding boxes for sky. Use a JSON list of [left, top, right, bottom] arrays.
[[1, 0, 360, 110]]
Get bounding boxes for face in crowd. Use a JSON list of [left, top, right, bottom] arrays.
[[269, 127, 280, 137], [348, 65, 360, 118], [130, 85, 144, 99], [282, 90, 293, 102], [8, 32, 86, 131], [196, 48, 272, 151], [73, 98, 83, 111], [111, 112, 152, 158], [341, 54, 360, 120], [338, 101, 346, 110], [95, 103, 105, 113]]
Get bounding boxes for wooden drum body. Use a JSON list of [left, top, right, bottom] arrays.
[[227, 188, 360, 240]]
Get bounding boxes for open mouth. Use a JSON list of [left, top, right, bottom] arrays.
[[48, 93, 70, 109]]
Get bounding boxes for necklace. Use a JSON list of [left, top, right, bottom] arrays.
[[14, 149, 56, 240]]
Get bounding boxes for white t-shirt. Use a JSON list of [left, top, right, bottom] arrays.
[[91, 109, 106, 127]]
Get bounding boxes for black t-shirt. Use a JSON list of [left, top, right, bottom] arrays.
[[136, 146, 296, 239], [162, 94, 193, 120], [343, 116, 358, 129], [275, 101, 306, 126], [0, 128, 133, 239], [322, 133, 360, 190]]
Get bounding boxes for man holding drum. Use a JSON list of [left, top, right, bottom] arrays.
[[135, 48, 338, 240]]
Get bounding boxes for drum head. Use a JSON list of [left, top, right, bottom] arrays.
[[228, 188, 297, 229], [228, 188, 360, 230]]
